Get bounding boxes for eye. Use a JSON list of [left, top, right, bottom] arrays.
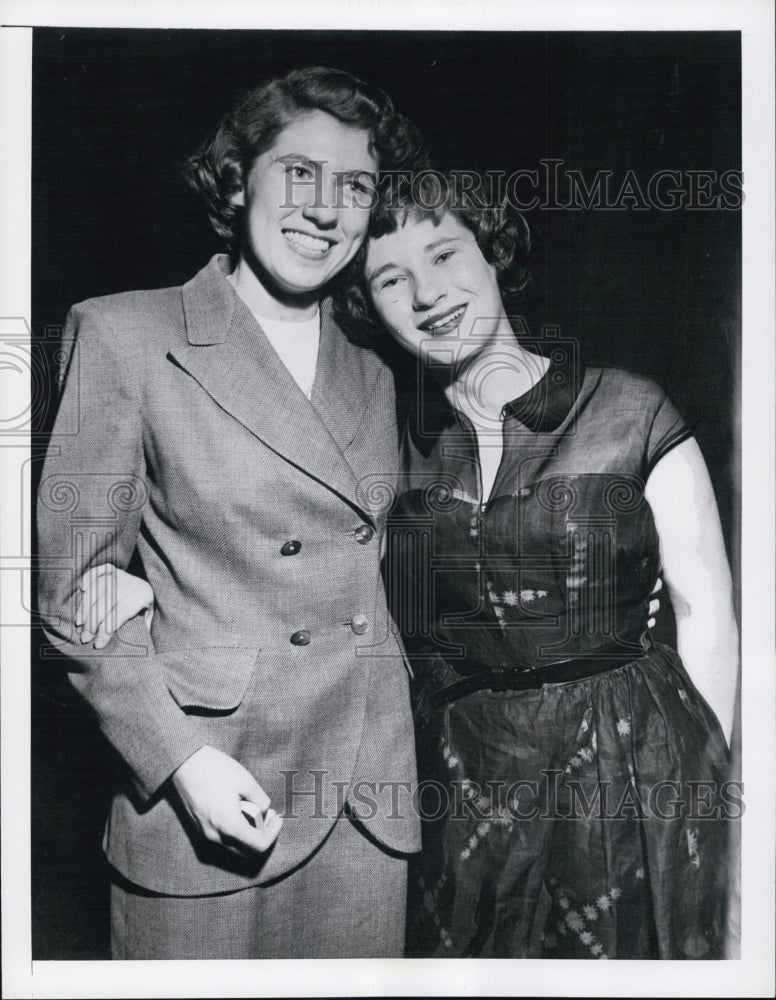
[[435, 250, 456, 264], [350, 176, 373, 195], [285, 161, 315, 181], [337, 174, 374, 204], [378, 275, 406, 291], [372, 274, 407, 295]]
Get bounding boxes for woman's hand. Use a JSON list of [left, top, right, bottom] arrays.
[[171, 745, 283, 858], [75, 564, 154, 649]]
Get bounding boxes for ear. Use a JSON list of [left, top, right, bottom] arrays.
[[229, 186, 245, 208]]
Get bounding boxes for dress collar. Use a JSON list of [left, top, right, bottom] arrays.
[[501, 345, 583, 432], [405, 344, 584, 452]]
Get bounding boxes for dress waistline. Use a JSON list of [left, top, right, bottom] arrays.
[[425, 636, 653, 714]]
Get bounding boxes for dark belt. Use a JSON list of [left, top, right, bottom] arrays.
[[425, 646, 645, 715]]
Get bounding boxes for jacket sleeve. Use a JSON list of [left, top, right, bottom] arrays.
[[36, 300, 206, 801]]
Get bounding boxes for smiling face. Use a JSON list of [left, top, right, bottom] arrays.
[[231, 109, 378, 310], [364, 212, 504, 367]]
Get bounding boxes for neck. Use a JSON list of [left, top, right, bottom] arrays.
[[229, 251, 321, 322], [437, 319, 549, 429]]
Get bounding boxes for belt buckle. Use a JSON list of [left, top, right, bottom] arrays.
[[489, 664, 535, 692], [486, 665, 512, 691]]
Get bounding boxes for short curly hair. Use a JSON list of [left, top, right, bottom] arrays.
[[332, 170, 532, 348], [182, 66, 426, 248]]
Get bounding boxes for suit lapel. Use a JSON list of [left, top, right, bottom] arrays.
[[171, 256, 368, 515], [311, 300, 381, 454]]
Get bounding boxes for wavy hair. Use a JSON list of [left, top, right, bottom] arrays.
[[332, 170, 532, 348], [182, 66, 426, 248]]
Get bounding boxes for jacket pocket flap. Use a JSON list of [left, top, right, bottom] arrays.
[[159, 647, 259, 711]]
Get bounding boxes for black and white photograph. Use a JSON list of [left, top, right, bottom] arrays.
[[1, 1, 773, 997]]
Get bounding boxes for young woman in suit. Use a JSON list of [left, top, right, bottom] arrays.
[[37, 67, 426, 959]]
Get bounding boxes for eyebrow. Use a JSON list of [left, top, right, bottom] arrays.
[[272, 154, 375, 177], [367, 236, 463, 285], [272, 153, 322, 166]]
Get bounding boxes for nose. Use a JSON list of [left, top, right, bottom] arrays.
[[300, 175, 339, 229], [413, 271, 445, 312]]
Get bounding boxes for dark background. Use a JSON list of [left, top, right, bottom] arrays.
[[31, 28, 740, 958]]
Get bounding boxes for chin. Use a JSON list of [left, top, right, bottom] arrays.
[[277, 268, 332, 294]]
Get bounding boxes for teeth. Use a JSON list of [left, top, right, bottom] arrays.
[[428, 306, 465, 331], [283, 230, 332, 254]]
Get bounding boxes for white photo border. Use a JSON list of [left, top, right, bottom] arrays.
[[1, 1, 773, 997]]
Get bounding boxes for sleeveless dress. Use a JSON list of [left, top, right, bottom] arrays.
[[389, 343, 731, 959]]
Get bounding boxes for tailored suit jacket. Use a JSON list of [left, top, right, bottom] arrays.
[[37, 254, 420, 895]]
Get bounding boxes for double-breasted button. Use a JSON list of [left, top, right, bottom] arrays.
[[350, 614, 370, 635], [354, 524, 375, 544], [290, 629, 311, 646], [280, 539, 302, 556]]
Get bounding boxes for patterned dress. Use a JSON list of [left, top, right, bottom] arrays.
[[389, 343, 731, 958]]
